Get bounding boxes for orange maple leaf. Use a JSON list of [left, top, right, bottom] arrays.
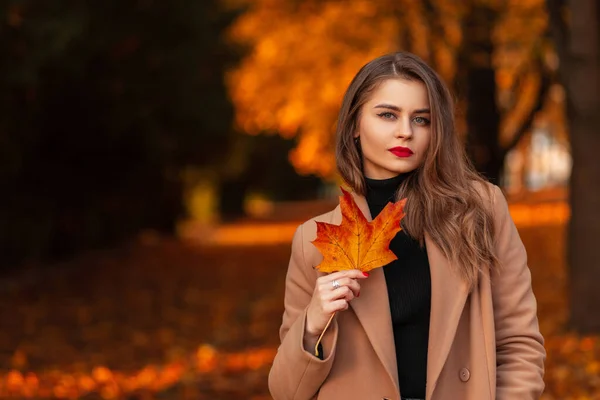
[[312, 187, 406, 274]]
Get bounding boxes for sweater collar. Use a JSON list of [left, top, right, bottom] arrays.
[[365, 173, 407, 207]]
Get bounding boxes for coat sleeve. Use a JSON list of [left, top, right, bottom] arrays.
[[268, 223, 339, 400], [491, 185, 546, 399]]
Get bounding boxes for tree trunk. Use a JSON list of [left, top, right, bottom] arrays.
[[549, 0, 600, 332], [568, 115, 600, 332], [564, 0, 600, 332], [462, 6, 504, 184]]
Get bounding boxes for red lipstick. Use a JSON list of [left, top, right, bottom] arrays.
[[388, 146, 414, 158]]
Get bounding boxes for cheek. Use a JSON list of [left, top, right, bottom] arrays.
[[411, 130, 431, 162], [417, 129, 432, 150], [363, 118, 395, 141]]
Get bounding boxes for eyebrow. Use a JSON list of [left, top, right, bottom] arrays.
[[373, 104, 430, 113]]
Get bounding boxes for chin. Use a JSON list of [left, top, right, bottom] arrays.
[[364, 158, 419, 178], [387, 162, 418, 175]]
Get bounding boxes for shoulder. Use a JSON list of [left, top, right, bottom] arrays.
[[470, 179, 498, 199], [299, 206, 340, 238], [468, 181, 515, 239], [469, 180, 504, 210], [293, 206, 340, 267]]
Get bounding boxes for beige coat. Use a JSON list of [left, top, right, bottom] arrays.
[[268, 184, 545, 400]]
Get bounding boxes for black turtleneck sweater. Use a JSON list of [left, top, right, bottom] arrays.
[[365, 174, 431, 399]]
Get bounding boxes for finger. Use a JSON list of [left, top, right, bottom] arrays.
[[323, 299, 349, 314], [319, 276, 347, 290], [318, 277, 350, 298], [325, 286, 354, 302], [326, 269, 370, 281], [326, 277, 361, 297], [316, 273, 339, 287], [345, 279, 361, 297]]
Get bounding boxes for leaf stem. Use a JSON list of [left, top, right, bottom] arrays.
[[314, 312, 336, 357]]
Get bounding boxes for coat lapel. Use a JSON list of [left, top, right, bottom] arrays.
[[341, 192, 469, 399], [340, 192, 400, 393], [425, 233, 469, 399]]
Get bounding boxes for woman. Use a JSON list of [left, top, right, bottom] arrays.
[[268, 52, 545, 400]]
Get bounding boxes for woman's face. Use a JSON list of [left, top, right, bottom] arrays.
[[355, 78, 432, 179]]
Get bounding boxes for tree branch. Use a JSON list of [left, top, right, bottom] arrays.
[[502, 63, 551, 156], [505, 61, 533, 110], [421, 0, 457, 52], [546, 0, 569, 63]]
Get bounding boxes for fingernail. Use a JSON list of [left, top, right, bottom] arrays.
[[363, 272, 369, 277]]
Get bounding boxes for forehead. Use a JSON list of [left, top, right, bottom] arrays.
[[366, 78, 429, 107]]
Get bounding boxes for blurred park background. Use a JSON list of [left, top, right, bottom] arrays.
[[0, 0, 599, 398]]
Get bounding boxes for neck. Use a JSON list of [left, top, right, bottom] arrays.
[[364, 173, 407, 213]]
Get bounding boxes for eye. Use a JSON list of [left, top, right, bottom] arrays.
[[377, 112, 396, 120], [413, 116, 430, 125]]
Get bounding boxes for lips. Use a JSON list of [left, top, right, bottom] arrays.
[[388, 146, 414, 157]]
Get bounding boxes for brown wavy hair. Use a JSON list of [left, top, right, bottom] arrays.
[[336, 52, 498, 288]]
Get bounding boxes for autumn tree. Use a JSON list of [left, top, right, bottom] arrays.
[[227, 1, 399, 178], [227, 0, 549, 183], [459, 2, 550, 183], [547, 0, 600, 332]]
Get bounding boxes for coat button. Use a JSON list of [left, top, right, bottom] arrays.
[[459, 367, 471, 382]]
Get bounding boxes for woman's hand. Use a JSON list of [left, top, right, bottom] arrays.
[[305, 269, 369, 338]]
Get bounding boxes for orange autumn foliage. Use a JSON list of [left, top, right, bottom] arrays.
[[312, 188, 406, 274], [0, 346, 277, 398], [225, 1, 403, 178], [226, 0, 549, 178]]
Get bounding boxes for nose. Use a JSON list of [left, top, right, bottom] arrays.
[[395, 116, 413, 139]]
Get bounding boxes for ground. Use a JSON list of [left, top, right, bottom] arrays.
[[0, 206, 598, 399]]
